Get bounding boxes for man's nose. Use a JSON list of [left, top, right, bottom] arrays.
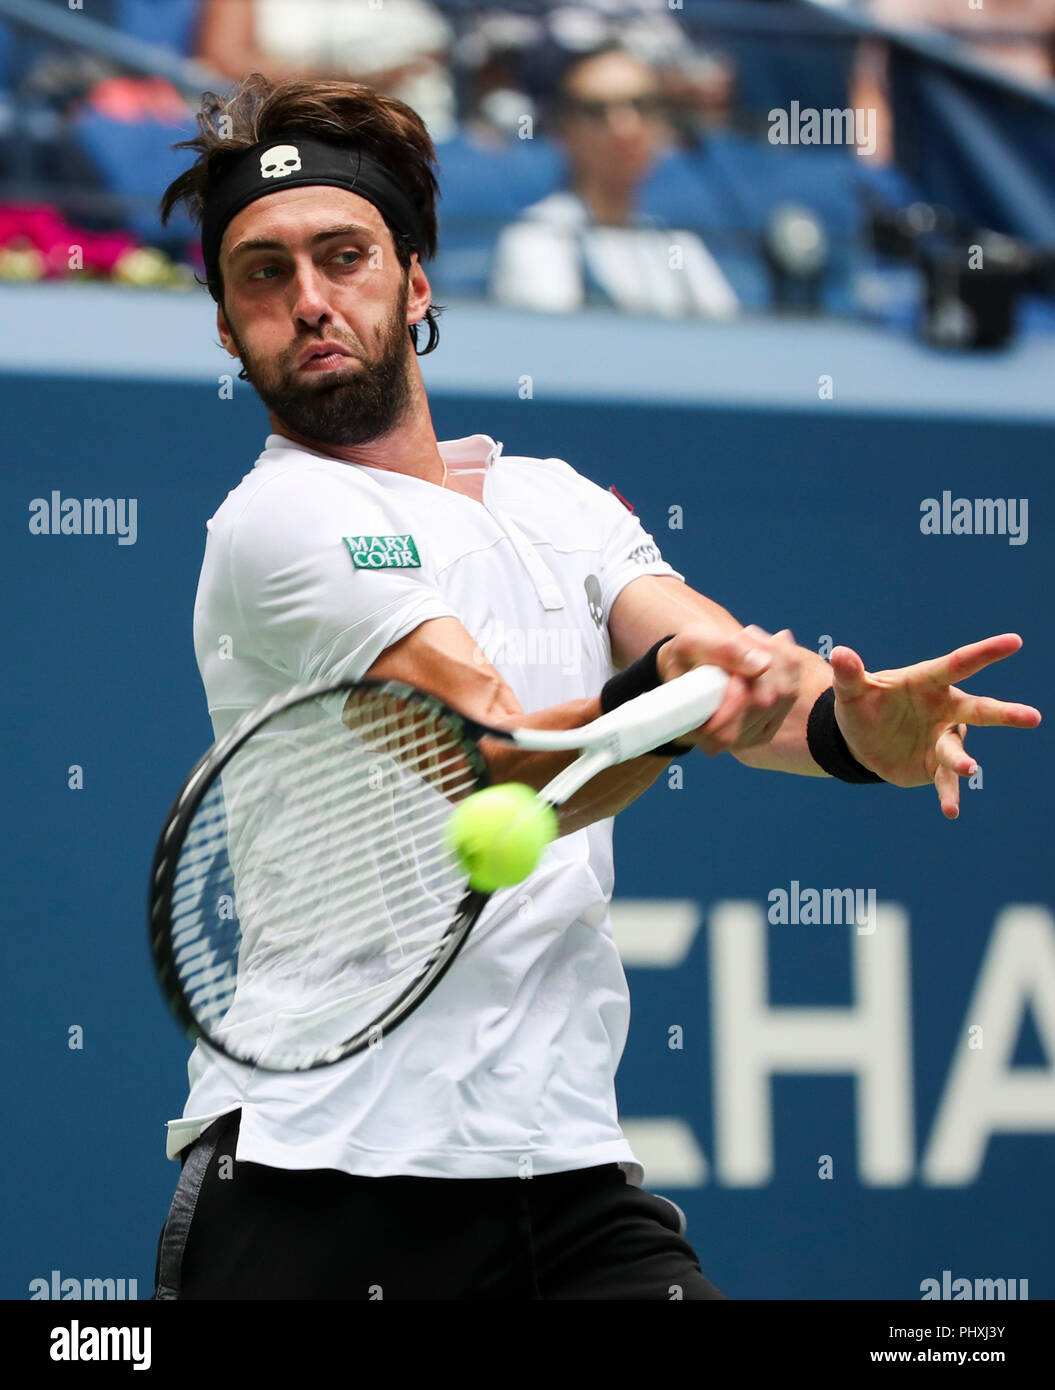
[[290, 261, 332, 326]]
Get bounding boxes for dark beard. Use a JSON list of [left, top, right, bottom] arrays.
[[231, 292, 414, 448]]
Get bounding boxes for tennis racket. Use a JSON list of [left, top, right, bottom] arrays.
[[149, 664, 728, 1072]]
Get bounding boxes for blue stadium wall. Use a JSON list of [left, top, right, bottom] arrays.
[[2, 294, 1053, 1301]]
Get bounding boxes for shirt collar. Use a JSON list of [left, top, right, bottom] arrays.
[[437, 435, 503, 470], [261, 433, 503, 470]]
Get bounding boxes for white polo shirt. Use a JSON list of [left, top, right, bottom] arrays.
[[166, 431, 683, 1183]]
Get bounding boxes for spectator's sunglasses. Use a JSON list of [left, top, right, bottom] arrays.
[[562, 93, 666, 122]]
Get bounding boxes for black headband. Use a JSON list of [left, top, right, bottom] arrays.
[[201, 135, 428, 288]]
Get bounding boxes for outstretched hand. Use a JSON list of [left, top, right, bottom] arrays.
[[829, 634, 1041, 819]]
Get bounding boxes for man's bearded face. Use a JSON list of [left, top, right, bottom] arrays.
[[229, 274, 414, 447]]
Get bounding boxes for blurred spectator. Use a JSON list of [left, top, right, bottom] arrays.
[[195, 0, 457, 140], [457, 2, 735, 143], [530, 1, 736, 123], [490, 45, 738, 318]]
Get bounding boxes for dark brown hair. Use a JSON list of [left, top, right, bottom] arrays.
[[161, 74, 442, 352]]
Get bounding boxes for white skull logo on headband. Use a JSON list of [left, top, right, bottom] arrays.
[[259, 144, 302, 180]]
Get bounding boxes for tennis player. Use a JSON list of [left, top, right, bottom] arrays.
[[152, 75, 1040, 1301]]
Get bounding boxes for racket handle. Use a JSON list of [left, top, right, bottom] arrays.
[[591, 663, 730, 760], [515, 664, 730, 760]]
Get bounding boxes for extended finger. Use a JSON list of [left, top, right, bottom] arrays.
[[948, 690, 1042, 729], [830, 646, 868, 700], [935, 759, 961, 819], [926, 633, 1023, 686]]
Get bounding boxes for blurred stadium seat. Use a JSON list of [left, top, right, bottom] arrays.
[[114, 0, 198, 56], [721, 29, 850, 121], [69, 105, 197, 249], [431, 129, 565, 296]]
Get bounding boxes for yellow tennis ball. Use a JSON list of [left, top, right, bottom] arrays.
[[445, 784, 558, 892]]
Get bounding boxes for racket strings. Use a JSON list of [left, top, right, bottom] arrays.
[[167, 689, 481, 1065]]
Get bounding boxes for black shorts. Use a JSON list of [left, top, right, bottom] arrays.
[[153, 1110, 726, 1300]]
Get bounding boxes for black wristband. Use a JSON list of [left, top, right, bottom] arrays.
[[806, 686, 885, 783], [600, 635, 694, 758]]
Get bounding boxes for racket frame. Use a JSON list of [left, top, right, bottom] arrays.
[[149, 678, 497, 1068]]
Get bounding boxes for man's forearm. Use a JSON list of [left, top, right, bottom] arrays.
[[367, 619, 669, 835], [732, 648, 834, 776], [482, 696, 669, 835]]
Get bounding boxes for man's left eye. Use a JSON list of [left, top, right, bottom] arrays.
[[334, 251, 360, 265]]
